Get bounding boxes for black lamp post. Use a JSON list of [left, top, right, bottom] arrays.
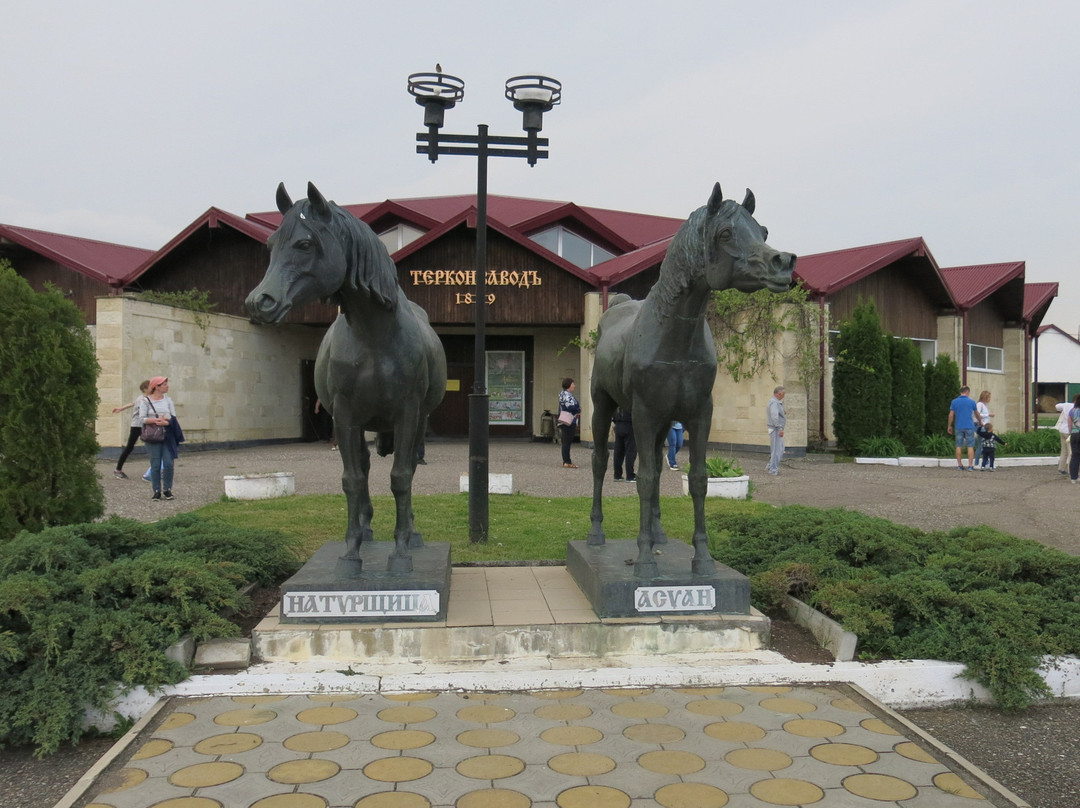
[[408, 71, 561, 543]]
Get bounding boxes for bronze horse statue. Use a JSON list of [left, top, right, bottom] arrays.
[[246, 182, 447, 575], [588, 183, 795, 577]]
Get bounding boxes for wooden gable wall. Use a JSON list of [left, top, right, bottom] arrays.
[[827, 256, 945, 338], [5, 250, 112, 325]]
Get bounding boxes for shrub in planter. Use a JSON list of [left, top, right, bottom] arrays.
[[855, 436, 906, 457], [703, 457, 745, 478], [918, 434, 955, 457]]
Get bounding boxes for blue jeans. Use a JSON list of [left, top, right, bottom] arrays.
[[667, 426, 684, 467], [147, 441, 174, 493]]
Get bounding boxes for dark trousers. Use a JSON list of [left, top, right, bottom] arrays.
[[613, 424, 636, 479], [1070, 433, 1080, 481], [980, 447, 996, 469], [116, 426, 141, 470], [560, 423, 575, 464]]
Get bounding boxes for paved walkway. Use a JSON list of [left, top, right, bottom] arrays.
[[77, 684, 1011, 808]]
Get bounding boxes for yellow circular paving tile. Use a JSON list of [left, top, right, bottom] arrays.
[[725, 748, 793, 771], [895, 741, 938, 763], [638, 750, 706, 775], [557, 785, 631, 808], [364, 756, 434, 783], [355, 793, 432, 808], [297, 706, 358, 725], [535, 703, 593, 721], [624, 723, 686, 744], [860, 717, 901, 736], [673, 686, 725, 695], [830, 696, 869, 713], [372, 729, 436, 750], [267, 758, 341, 784], [655, 782, 729, 808], [213, 708, 277, 727], [844, 773, 918, 801], [170, 761, 245, 788], [782, 718, 845, 738], [457, 705, 516, 723], [132, 738, 174, 759], [611, 700, 668, 719], [758, 697, 817, 714], [252, 794, 328, 808], [457, 788, 531, 808], [540, 725, 603, 746], [194, 732, 262, 755], [231, 695, 287, 705], [743, 686, 792, 694], [686, 699, 743, 717], [377, 705, 438, 724], [458, 728, 521, 748], [810, 742, 879, 766], [457, 754, 526, 779], [548, 752, 617, 776], [703, 721, 766, 743], [139, 799, 222, 808], [748, 778, 825, 805], [384, 692, 439, 702], [934, 772, 986, 799], [100, 767, 148, 793], [158, 712, 196, 730], [602, 688, 653, 697], [531, 689, 584, 699], [284, 730, 351, 752]]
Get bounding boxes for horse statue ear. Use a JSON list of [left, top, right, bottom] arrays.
[[707, 182, 724, 217], [742, 188, 756, 215], [276, 182, 293, 215], [307, 182, 333, 222]]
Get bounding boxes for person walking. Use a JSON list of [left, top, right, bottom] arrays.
[[612, 407, 636, 482], [138, 376, 177, 500], [947, 386, 979, 470], [977, 424, 1007, 471], [973, 390, 993, 466], [111, 380, 149, 479], [766, 385, 786, 475], [666, 422, 684, 470], [557, 378, 581, 469], [1055, 400, 1072, 475]]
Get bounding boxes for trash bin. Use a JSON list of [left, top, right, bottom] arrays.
[[540, 409, 557, 442]]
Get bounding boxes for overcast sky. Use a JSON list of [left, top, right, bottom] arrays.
[[2, 1, 1077, 333]]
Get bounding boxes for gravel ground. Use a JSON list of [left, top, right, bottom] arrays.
[[4, 439, 1077, 807]]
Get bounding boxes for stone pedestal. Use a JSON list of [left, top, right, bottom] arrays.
[[567, 539, 751, 618], [280, 541, 451, 624]]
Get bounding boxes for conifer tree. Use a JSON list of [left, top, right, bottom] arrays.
[[890, 337, 926, 452], [832, 300, 892, 454], [924, 354, 961, 437], [0, 262, 104, 539]]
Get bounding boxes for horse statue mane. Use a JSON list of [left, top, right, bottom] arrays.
[[273, 182, 399, 312]]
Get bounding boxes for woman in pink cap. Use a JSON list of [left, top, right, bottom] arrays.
[[138, 376, 177, 501]]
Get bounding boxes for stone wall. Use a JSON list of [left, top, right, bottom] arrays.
[[95, 296, 323, 449]]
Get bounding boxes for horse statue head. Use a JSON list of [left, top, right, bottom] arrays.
[[671, 182, 795, 296], [245, 181, 398, 324]]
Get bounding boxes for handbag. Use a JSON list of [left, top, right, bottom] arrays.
[[141, 399, 166, 443], [557, 409, 575, 426]]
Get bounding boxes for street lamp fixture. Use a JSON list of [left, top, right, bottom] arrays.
[[408, 70, 560, 542]]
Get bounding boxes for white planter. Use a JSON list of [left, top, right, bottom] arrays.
[[681, 473, 750, 499], [223, 471, 295, 500], [459, 473, 514, 494]]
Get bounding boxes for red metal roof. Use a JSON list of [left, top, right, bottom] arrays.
[[1024, 282, 1058, 321], [793, 237, 937, 296], [588, 238, 674, 286], [939, 262, 1025, 310], [1036, 322, 1080, 346], [0, 223, 153, 286]]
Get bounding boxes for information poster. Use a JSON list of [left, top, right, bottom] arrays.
[[487, 351, 525, 425]]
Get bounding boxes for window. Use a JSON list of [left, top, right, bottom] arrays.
[[827, 332, 936, 364], [529, 225, 615, 269], [968, 343, 1004, 372], [378, 224, 424, 253]]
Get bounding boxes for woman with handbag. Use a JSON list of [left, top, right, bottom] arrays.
[[138, 376, 177, 501], [558, 378, 581, 468]]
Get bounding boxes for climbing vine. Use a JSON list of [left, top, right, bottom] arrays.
[[136, 289, 216, 348], [706, 285, 821, 386]]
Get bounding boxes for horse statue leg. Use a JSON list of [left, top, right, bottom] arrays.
[[386, 411, 423, 574], [632, 415, 667, 578], [588, 391, 618, 546], [335, 420, 373, 576], [407, 419, 426, 550], [685, 414, 717, 576]]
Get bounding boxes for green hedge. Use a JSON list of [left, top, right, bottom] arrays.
[[0, 515, 302, 755], [709, 505, 1080, 709]]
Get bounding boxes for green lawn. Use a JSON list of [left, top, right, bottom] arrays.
[[194, 493, 771, 564]]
